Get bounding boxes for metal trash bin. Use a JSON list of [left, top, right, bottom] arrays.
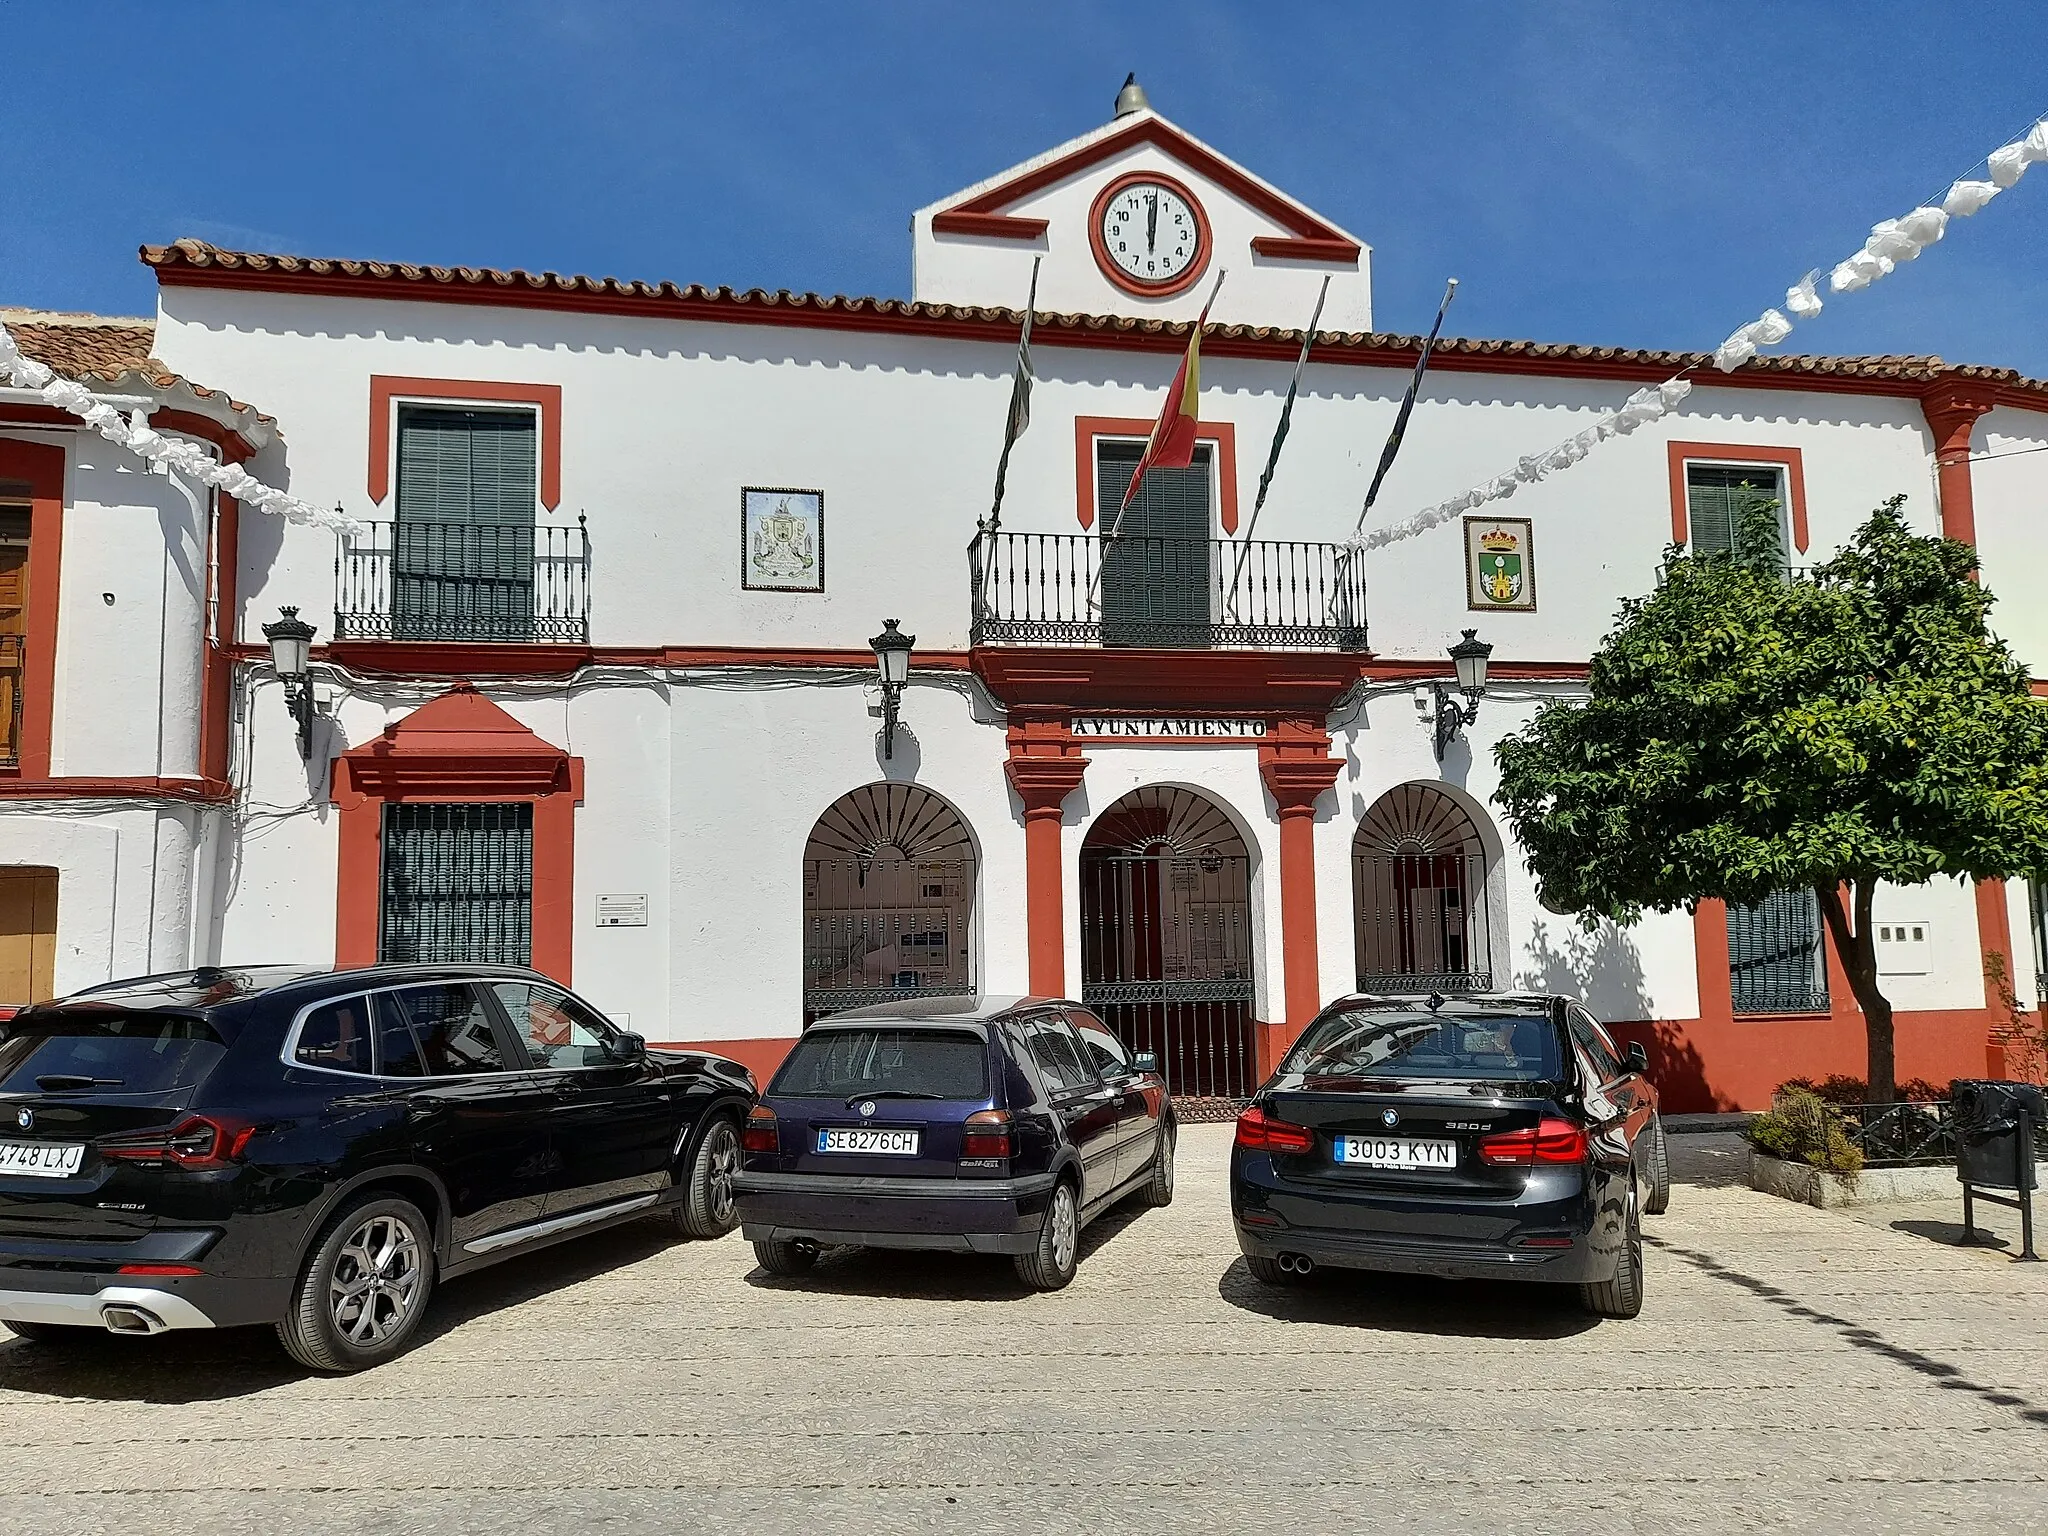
[[1951, 1079, 2045, 1260], [1952, 1080, 2045, 1190]]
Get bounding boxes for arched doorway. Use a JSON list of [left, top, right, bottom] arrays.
[[1080, 785, 1255, 1102], [802, 784, 977, 1023], [1353, 783, 1497, 992]]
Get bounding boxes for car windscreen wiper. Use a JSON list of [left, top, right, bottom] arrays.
[[846, 1089, 946, 1106], [34, 1074, 124, 1091]]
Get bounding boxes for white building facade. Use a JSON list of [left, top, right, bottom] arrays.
[[5, 86, 2048, 1111]]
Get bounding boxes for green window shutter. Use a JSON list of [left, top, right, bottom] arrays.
[[394, 408, 538, 640], [1685, 464, 1786, 564], [1726, 888, 1829, 1014], [379, 802, 534, 966], [1095, 441, 1213, 647]]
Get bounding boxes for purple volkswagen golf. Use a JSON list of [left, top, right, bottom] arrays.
[[730, 996, 1175, 1290]]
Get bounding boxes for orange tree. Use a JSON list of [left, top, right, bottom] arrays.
[[1494, 498, 2048, 1103]]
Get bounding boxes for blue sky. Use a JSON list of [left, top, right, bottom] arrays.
[[6, 1, 2048, 373]]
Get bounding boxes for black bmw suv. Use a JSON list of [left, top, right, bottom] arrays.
[[0, 964, 755, 1371]]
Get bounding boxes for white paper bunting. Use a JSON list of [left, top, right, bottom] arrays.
[[0, 320, 363, 536]]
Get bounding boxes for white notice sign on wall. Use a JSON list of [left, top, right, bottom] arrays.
[[596, 894, 649, 928], [1071, 717, 1268, 739]]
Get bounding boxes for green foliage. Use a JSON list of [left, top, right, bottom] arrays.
[[1778, 1074, 1947, 1106], [1746, 1086, 1865, 1173], [1494, 497, 2048, 923]]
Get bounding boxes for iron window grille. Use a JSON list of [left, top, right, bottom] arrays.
[[1727, 887, 1830, 1015], [378, 802, 534, 967]]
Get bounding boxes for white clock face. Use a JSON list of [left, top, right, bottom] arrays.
[[1098, 182, 1203, 287]]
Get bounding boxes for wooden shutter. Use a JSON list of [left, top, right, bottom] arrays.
[[0, 867, 57, 1004], [1095, 441, 1213, 646], [1685, 464, 1786, 562], [393, 408, 538, 640]]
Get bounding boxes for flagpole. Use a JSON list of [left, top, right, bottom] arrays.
[[982, 256, 1041, 540], [975, 257, 1040, 628], [1224, 274, 1329, 622], [1348, 277, 1458, 543], [1090, 268, 1227, 619]]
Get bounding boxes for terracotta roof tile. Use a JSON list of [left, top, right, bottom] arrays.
[[2, 306, 276, 434], [138, 239, 2048, 408]]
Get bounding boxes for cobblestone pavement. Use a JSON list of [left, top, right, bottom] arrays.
[[2, 1124, 2046, 1535]]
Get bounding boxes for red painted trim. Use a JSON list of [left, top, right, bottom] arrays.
[[1360, 657, 1586, 682], [0, 438, 64, 780], [153, 263, 2048, 413], [1921, 383, 1998, 548], [1250, 235, 1358, 263], [1260, 721, 1341, 1040], [0, 776, 233, 803], [368, 376, 563, 511], [1073, 415, 1239, 533], [199, 492, 240, 783], [929, 211, 1049, 241], [302, 641, 978, 677], [332, 684, 582, 982], [1976, 878, 2016, 1013], [1004, 715, 1088, 996], [974, 647, 1361, 713], [1086, 170, 1214, 300], [932, 116, 1359, 263], [1666, 441, 1809, 554]]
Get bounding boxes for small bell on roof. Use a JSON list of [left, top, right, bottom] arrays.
[[1114, 73, 1151, 118]]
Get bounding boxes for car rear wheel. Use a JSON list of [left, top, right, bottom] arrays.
[[1643, 1115, 1673, 1216], [752, 1238, 819, 1276], [277, 1195, 435, 1373], [1143, 1121, 1176, 1207], [672, 1115, 743, 1240], [1015, 1178, 1080, 1291], [1579, 1179, 1644, 1320], [1244, 1253, 1299, 1287], [1, 1320, 88, 1343]]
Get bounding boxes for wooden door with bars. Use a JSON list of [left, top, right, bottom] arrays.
[[0, 867, 57, 1005]]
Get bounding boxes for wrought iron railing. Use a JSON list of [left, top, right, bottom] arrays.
[[0, 634, 22, 770], [335, 517, 590, 643], [969, 530, 1368, 650], [1832, 1100, 2048, 1167], [802, 983, 971, 1022]]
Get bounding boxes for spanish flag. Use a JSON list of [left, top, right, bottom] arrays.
[[1118, 278, 1222, 518]]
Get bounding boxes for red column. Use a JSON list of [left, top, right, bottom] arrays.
[[1921, 382, 1998, 548], [1258, 721, 1342, 1072], [1004, 716, 1087, 998]]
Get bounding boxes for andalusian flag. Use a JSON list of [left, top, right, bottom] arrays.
[[1115, 274, 1224, 524]]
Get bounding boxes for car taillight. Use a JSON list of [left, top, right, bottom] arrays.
[[742, 1105, 779, 1154], [98, 1115, 258, 1171], [117, 1264, 202, 1277], [1476, 1118, 1588, 1167], [1234, 1106, 1315, 1155], [960, 1109, 1013, 1160]]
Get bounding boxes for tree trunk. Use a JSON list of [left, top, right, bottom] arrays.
[[1817, 880, 1896, 1104]]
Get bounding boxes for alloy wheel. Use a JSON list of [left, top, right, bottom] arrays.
[[328, 1213, 424, 1348], [705, 1122, 740, 1227], [1050, 1184, 1078, 1273]]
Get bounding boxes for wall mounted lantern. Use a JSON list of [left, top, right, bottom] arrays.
[[261, 605, 317, 759], [1432, 628, 1493, 761], [870, 618, 915, 759]]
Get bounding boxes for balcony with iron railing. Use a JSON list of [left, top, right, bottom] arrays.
[[969, 531, 1368, 651], [334, 518, 590, 643]]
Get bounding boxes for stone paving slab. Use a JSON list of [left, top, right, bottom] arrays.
[[0, 1124, 2043, 1533]]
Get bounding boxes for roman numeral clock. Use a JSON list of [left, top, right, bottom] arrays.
[[1089, 171, 1212, 298]]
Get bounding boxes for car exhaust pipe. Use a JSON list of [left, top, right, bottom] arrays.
[[100, 1305, 167, 1336], [1277, 1252, 1314, 1275]]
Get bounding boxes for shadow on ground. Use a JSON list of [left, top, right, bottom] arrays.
[[0, 1217, 687, 1403], [741, 1197, 1155, 1301], [1215, 1257, 1600, 1339]]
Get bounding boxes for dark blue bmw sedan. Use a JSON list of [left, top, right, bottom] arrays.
[[732, 996, 1174, 1289], [1231, 994, 1669, 1317]]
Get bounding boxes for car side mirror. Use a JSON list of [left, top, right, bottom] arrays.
[[1626, 1041, 1649, 1074], [1132, 1050, 1159, 1075], [610, 1031, 647, 1064]]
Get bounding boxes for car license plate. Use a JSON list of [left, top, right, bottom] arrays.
[[0, 1140, 85, 1178], [816, 1127, 920, 1156], [1334, 1135, 1456, 1170]]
